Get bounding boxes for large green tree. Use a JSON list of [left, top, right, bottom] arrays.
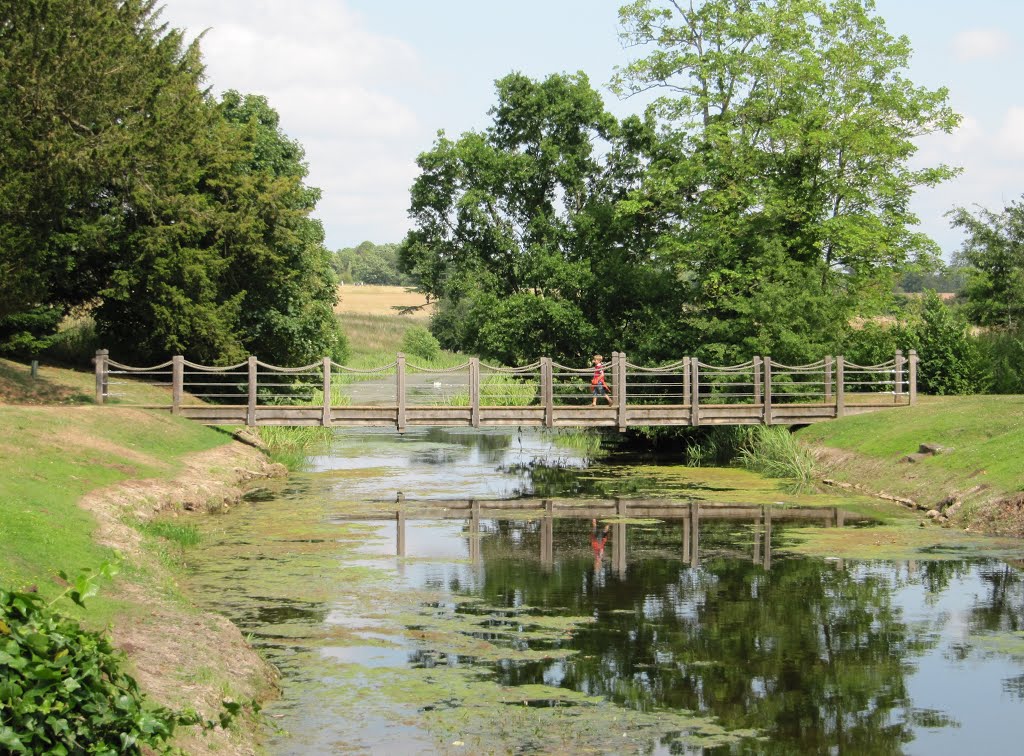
[[949, 198, 1024, 329], [0, 1, 342, 364], [613, 0, 960, 362], [399, 72, 679, 365], [0, 0, 206, 352]]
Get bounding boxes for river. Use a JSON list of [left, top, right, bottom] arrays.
[[185, 427, 1024, 755]]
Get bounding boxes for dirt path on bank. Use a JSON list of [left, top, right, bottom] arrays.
[[79, 438, 285, 755]]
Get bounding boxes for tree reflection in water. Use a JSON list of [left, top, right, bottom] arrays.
[[425, 516, 1021, 754]]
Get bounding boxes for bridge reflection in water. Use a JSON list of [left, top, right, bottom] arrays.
[[95, 349, 917, 429], [332, 498, 866, 573]]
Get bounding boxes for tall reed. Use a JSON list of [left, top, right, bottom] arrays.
[[738, 425, 816, 485], [257, 425, 334, 469]]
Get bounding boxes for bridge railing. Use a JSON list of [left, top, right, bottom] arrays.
[[93, 349, 917, 427]]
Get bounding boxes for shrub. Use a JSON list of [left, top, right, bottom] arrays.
[[0, 567, 246, 754], [401, 325, 441, 362]]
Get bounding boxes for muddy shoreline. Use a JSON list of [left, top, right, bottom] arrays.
[[83, 436, 286, 755]]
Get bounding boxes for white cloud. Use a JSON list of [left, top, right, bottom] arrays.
[[996, 106, 1024, 157], [158, 0, 425, 246], [952, 28, 1012, 62]]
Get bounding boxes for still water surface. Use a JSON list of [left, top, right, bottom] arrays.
[[186, 428, 1024, 754]]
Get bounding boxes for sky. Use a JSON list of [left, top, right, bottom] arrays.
[[157, 0, 1024, 257]]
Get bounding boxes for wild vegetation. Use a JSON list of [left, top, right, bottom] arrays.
[[399, 0, 959, 369], [0, 0, 343, 366]]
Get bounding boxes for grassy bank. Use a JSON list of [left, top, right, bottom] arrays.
[[0, 358, 277, 752], [796, 395, 1024, 534]]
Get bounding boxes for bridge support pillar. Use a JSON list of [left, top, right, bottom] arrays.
[[396, 352, 406, 433], [172, 356, 183, 415], [909, 350, 918, 404], [690, 357, 700, 427], [94, 349, 109, 405], [246, 356, 257, 427], [615, 351, 627, 432], [322, 357, 332, 426], [836, 356, 846, 418], [539, 357, 552, 428]]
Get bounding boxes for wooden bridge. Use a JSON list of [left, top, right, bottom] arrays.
[[94, 349, 917, 430]]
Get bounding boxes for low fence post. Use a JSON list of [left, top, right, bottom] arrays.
[[894, 349, 904, 402], [94, 349, 108, 404], [616, 351, 627, 431], [690, 357, 700, 426], [909, 349, 918, 404], [836, 356, 846, 418], [247, 356, 257, 427], [683, 358, 690, 406], [753, 356, 762, 406], [539, 357, 552, 428], [396, 352, 407, 433], [322, 357, 332, 427], [825, 356, 833, 404], [171, 355, 184, 415], [470, 357, 482, 428], [763, 356, 773, 425]]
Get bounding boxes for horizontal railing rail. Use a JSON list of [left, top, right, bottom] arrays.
[[93, 349, 917, 429]]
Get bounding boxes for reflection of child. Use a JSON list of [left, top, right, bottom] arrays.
[[590, 354, 613, 406], [591, 518, 610, 568]]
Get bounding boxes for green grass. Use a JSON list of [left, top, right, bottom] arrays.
[[0, 404, 230, 618], [137, 520, 201, 548], [797, 395, 1024, 494], [339, 312, 468, 370]]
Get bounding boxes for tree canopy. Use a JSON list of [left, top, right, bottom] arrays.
[[0, 0, 342, 364], [399, 71, 679, 365], [399, 0, 960, 366]]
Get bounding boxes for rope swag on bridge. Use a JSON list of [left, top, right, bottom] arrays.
[[93, 350, 918, 431]]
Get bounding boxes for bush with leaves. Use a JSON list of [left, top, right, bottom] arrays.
[[0, 566, 245, 754], [401, 325, 442, 362], [913, 291, 988, 395]]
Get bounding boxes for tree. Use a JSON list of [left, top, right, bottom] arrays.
[[0, 0, 208, 353], [949, 199, 1024, 329], [400, 72, 679, 365], [612, 0, 961, 363], [0, 2, 343, 364]]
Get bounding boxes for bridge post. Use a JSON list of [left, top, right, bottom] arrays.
[[171, 355, 183, 415], [763, 357, 773, 425], [539, 357, 552, 428], [470, 357, 481, 428], [690, 357, 700, 426], [396, 352, 406, 433], [94, 349, 108, 404], [322, 357, 332, 427], [246, 356, 257, 427], [909, 349, 918, 404], [836, 356, 846, 418], [683, 358, 690, 406], [753, 356, 762, 406], [894, 349, 905, 402], [825, 356, 833, 403], [615, 351, 627, 432]]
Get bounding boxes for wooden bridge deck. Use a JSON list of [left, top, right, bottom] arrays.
[[170, 400, 902, 428], [95, 349, 917, 429]]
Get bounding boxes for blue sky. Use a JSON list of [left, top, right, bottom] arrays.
[[160, 1, 1024, 257]]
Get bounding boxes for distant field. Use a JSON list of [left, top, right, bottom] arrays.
[[335, 285, 431, 318]]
